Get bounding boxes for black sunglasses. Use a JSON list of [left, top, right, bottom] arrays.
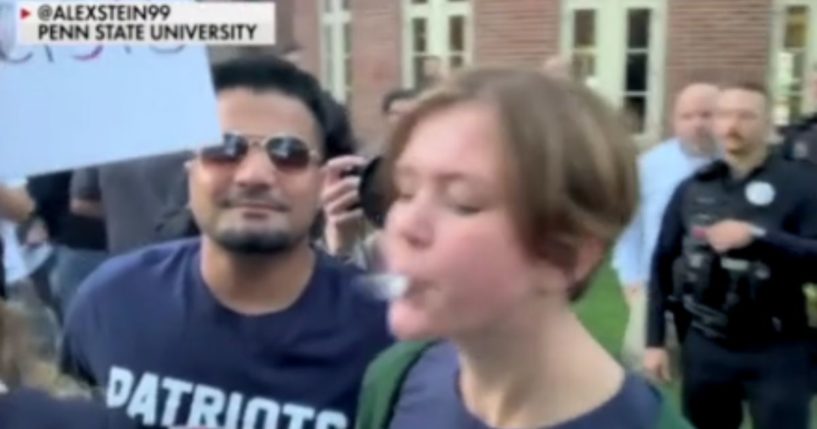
[[200, 133, 320, 170]]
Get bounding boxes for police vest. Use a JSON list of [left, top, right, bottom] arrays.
[[675, 167, 791, 340]]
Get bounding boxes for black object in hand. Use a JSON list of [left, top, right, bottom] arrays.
[[360, 157, 388, 228], [341, 165, 364, 178]]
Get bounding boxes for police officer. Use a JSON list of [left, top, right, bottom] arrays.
[[644, 82, 817, 429], [781, 62, 817, 164]]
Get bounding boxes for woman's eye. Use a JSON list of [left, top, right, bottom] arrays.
[[455, 206, 481, 215], [394, 188, 415, 202], [448, 201, 482, 215]]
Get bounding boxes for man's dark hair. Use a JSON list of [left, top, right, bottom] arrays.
[[720, 81, 773, 115], [381, 88, 419, 114], [720, 81, 770, 101], [211, 55, 355, 160]]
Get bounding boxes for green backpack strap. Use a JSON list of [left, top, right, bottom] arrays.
[[354, 341, 435, 429], [657, 393, 694, 429], [353, 341, 692, 429]]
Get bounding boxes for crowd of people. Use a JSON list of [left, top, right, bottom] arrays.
[[0, 45, 816, 429]]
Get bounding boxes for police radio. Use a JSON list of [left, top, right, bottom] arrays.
[[676, 214, 718, 299]]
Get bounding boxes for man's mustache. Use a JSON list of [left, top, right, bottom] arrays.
[[725, 131, 743, 141], [220, 189, 290, 211]]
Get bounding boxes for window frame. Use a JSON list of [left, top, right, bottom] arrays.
[[320, 0, 352, 103], [769, 0, 816, 125], [402, 0, 473, 88], [561, 0, 667, 145]]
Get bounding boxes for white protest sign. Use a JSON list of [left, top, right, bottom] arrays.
[[0, 2, 222, 178], [0, 1, 16, 55]]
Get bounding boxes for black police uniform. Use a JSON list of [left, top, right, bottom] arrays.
[[781, 112, 817, 165], [647, 151, 817, 429]]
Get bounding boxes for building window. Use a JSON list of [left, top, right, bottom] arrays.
[[771, 1, 816, 125], [624, 9, 652, 133], [321, 0, 351, 103], [570, 9, 597, 85], [404, 0, 472, 88], [562, 0, 667, 143]]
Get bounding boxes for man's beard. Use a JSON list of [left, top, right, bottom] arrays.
[[212, 228, 302, 255]]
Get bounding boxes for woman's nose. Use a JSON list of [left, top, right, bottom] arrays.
[[386, 196, 434, 251]]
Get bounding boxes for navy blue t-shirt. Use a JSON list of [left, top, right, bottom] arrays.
[[57, 238, 393, 429], [389, 343, 662, 429]]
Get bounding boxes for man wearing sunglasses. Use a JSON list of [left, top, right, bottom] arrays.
[[27, 56, 394, 429]]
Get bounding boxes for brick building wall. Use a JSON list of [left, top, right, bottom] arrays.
[[474, 0, 560, 68], [275, 0, 296, 48], [348, 0, 402, 145], [292, 0, 321, 78], [294, 0, 778, 145], [665, 0, 773, 131], [207, 0, 293, 65]]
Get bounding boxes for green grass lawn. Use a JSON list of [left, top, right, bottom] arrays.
[[575, 262, 817, 428], [574, 263, 684, 405], [574, 263, 629, 357]]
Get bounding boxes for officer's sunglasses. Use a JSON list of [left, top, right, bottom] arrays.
[[200, 132, 321, 171]]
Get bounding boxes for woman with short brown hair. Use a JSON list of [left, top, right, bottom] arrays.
[[356, 68, 690, 429]]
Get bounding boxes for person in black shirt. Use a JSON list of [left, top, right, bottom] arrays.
[[26, 171, 107, 319], [781, 63, 817, 165], [644, 82, 817, 429]]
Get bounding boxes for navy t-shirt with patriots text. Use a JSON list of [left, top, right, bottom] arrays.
[[57, 238, 393, 429]]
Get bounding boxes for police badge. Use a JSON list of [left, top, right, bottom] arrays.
[[745, 181, 775, 206]]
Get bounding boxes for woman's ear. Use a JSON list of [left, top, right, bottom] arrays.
[[531, 236, 606, 297], [570, 236, 605, 284]]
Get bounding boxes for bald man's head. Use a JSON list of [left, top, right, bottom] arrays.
[[542, 55, 572, 80], [673, 83, 719, 153]]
